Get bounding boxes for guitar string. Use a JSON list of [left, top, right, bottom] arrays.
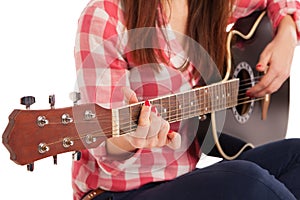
[[45, 96, 265, 148], [39, 77, 267, 147], [44, 96, 265, 149], [46, 79, 255, 130], [45, 97, 263, 147], [239, 75, 263, 84], [45, 85, 254, 130]]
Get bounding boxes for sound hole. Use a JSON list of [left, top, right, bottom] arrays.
[[236, 69, 251, 116]]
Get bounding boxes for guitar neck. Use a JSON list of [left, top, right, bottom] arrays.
[[2, 78, 239, 166], [113, 78, 239, 136]]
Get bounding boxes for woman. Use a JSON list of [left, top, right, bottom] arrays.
[[73, 0, 300, 199]]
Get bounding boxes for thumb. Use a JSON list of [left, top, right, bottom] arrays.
[[167, 131, 181, 150], [122, 87, 138, 104]]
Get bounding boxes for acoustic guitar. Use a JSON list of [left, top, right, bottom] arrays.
[[2, 11, 289, 170]]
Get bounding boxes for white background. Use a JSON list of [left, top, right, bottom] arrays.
[[0, 1, 299, 199]]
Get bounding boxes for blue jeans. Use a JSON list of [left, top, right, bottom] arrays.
[[93, 138, 300, 200]]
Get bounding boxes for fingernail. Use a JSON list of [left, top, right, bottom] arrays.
[[246, 91, 252, 98], [151, 106, 160, 116], [256, 64, 262, 68], [168, 130, 174, 138], [144, 100, 151, 107]]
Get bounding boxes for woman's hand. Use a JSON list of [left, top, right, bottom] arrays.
[[124, 87, 181, 150], [106, 88, 181, 159], [246, 15, 297, 98], [126, 99, 181, 150]]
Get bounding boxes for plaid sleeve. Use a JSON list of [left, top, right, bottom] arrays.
[[267, 0, 300, 40], [231, 0, 300, 41], [75, 0, 129, 108]]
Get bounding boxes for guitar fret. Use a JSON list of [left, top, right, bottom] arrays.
[[219, 84, 223, 110], [115, 79, 239, 135], [205, 88, 210, 113], [177, 93, 183, 121], [226, 82, 230, 108], [231, 82, 235, 107], [198, 88, 204, 115], [222, 83, 226, 109], [183, 92, 189, 120], [161, 98, 169, 120], [169, 95, 177, 123], [118, 107, 130, 134], [190, 90, 197, 117], [216, 84, 220, 110], [209, 86, 215, 112]]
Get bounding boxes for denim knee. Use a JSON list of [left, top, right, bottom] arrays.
[[217, 160, 296, 200]]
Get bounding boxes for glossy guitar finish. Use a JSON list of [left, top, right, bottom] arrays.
[[222, 11, 290, 146], [2, 104, 111, 165]]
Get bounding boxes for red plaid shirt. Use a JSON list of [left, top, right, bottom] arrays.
[[72, 0, 300, 199]]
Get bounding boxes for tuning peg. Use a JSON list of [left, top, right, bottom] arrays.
[[20, 96, 35, 109], [27, 163, 34, 172], [72, 151, 81, 161], [53, 155, 58, 165], [69, 92, 81, 105], [49, 94, 55, 108]]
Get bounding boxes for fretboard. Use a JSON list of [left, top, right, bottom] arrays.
[[112, 78, 239, 135]]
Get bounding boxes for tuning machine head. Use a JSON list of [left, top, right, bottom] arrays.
[[20, 96, 35, 109]]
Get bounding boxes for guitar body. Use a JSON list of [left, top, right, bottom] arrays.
[[222, 11, 290, 146]]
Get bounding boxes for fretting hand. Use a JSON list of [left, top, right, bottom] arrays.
[[124, 87, 181, 150], [106, 88, 181, 159]]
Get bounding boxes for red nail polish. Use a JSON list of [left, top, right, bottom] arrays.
[[256, 64, 262, 68], [246, 91, 252, 98], [168, 129, 173, 133], [144, 100, 151, 107]]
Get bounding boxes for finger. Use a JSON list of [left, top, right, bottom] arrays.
[[129, 125, 149, 148], [156, 120, 170, 146], [251, 74, 285, 97], [147, 112, 163, 138], [138, 100, 151, 127], [246, 67, 278, 97], [132, 100, 151, 140], [122, 87, 138, 104], [128, 102, 151, 148], [167, 131, 181, 150], [256, 45, 272, 72], [245, 47, 271, 97]]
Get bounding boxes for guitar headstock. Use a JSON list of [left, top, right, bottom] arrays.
[[2, 101, 112, 167]]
